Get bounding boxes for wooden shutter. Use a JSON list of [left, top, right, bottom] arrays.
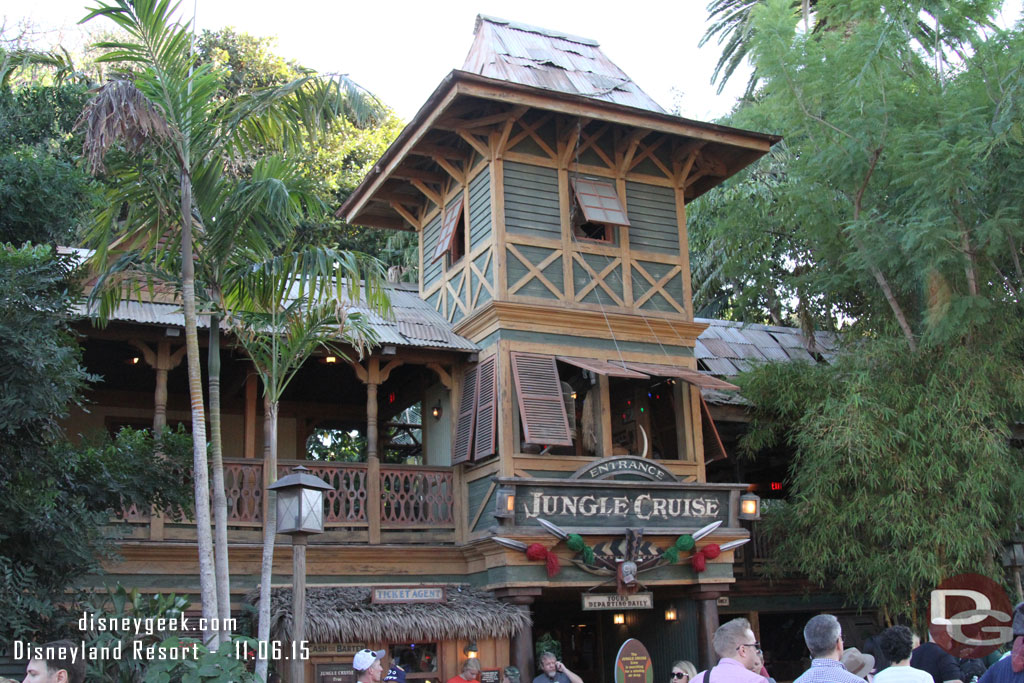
[[430, 195, 465, 263], [452, 364, 478, 464], [699, 393, 728, 462], [511, 352, 573, 446], [474, 356, 498, 459]]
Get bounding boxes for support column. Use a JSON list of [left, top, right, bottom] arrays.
[[244, 371, 258, 459], [693, 590, 722, 671], [290, 535, 308, 683], [366, 358, 381, 545], [495, 588, 540, 680], [132, 339, 185, 541]]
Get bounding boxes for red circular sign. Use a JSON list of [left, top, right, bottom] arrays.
[[929, 573, 1014, 658]]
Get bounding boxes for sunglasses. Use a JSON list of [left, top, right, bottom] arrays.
[[737, 642, 762, 653], [672, 674, 690, 680]]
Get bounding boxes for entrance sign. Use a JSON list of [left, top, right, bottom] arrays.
[[481, 670, 501, 683], [309, 643, 366, 656], [517, 485, 728, 528], [572, 457, 677, 482], [372, 586, 447, 604], [614, 638, 653, 683], [582, 593, 653, 611]]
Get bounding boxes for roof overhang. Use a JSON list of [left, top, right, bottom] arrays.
[[340, 70, 781, 230]]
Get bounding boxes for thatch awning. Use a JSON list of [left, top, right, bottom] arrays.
[[256, 586, 531, 643]]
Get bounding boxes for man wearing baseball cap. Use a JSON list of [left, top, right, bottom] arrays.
[[354, 649, 387, 683]]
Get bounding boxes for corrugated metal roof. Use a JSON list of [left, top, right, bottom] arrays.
[[73, 284, 479, 353], [462, 15, 666, 113], [695, 318, 839, 405]]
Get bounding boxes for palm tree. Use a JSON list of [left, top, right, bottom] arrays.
[[78, 0, 380, 646]]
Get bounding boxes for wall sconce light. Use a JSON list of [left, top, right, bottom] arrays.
[[463, 640, 479, 658], [495, 486, 515, 519], [664, 607, 677, 621], [324, 355, 338, 364], [126, 356, 141, 365], [739, 492, 761, 521], [613, 613, 625, 625], [431, 402, 443, 420]]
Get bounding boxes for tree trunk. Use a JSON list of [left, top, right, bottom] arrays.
[[255, 396, 279, 682], [208, 316, 232, 642], [180, 171, 219, 645]]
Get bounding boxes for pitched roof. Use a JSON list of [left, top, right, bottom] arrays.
[[695, 318, 838, 405], [72, 282, 479, 354], [463, 15, 666, 112]]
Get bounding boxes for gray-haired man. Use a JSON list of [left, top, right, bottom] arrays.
[[794, 615, 866, 683]]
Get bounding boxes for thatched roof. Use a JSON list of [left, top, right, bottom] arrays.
[[257, 586, 532, 643]]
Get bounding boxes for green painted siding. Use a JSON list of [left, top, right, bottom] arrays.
[[473, 250, 493, 306], [573, 252, 623, 305], [467, 478, 495, 532], [632, 260, 684, 313], [469, 167, 492, 250], [504, 162, 561, 239], [626, 181, 679, 255], [494, 329, 694, 358], [422, 212, 443, 291], [508, 244, 562, 300]]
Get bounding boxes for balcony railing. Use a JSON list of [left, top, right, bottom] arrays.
[[119, 458, 455, 544]]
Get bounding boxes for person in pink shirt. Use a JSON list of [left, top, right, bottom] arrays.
[[691, 619, 769, 683]]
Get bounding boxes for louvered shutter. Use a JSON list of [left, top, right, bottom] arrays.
[[474, 356, 498, 459], [431, 195, 465, 263], [511, 352, 573, 446], [699, 392, 728, 462], [452, 364, 478, 464]]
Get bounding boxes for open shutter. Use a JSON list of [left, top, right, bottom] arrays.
[[511, 352, 573, 446], [452, 364, 478, 464], [431, 195, 465, 263], [571, 177, 630, 226], [699, 393, 728, 462], [474, 356, 498, 459]]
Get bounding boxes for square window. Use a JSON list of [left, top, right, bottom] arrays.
[[570, 177, 628, 244]]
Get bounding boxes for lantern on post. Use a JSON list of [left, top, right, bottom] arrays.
[[268, 465, 332, 682], [738, 492, 761, 521]]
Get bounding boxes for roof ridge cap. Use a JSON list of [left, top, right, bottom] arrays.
[[474, 14, 600, 47]]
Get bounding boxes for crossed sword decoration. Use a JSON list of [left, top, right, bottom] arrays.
[[493, 519, 749, 591]]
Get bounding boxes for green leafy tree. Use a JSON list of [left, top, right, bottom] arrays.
[[692, 0, 1024, 623], [79, 0, 380, 644]]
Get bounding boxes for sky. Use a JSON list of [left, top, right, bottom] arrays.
[[2, 0, 756, 122], [4, 0, 1022, 124]]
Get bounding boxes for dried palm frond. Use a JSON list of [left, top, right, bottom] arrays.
[[77, 79, 174, 173]]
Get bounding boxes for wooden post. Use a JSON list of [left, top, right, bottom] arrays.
[[694, 591, 721, 671], [291, 535, 307, 683], [244, 372, 258, 459], [366, 358, 381, 545], [513, 603, 534, 681], [597, 374, 613, 458]]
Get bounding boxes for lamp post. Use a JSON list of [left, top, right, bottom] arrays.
[[268, 465, 332, 683]]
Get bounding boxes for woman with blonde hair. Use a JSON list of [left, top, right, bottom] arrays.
[[671, 661, 698, 683]]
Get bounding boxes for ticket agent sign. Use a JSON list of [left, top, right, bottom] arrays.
[[371, 586, 447, 603], [614, 639, 653, 683]]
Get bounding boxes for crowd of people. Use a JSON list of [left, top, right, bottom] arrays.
[[11, 601, 1022, 682]]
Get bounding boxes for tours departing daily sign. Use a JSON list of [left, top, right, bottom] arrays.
[[614, 639, 653, 683]]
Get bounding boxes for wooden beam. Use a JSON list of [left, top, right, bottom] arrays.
[[455, 130, 491, 158], [372, 189, 421, 204], [411, 143, 467, 161], [410, 179, 443, 207], [392, 166, 446, 184], [433, 156, 467, 185], [389, 202, 422, 230], [350, 212, 407, 231]]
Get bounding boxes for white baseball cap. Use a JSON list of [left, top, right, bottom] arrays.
[[354, 649, 386, 671]]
